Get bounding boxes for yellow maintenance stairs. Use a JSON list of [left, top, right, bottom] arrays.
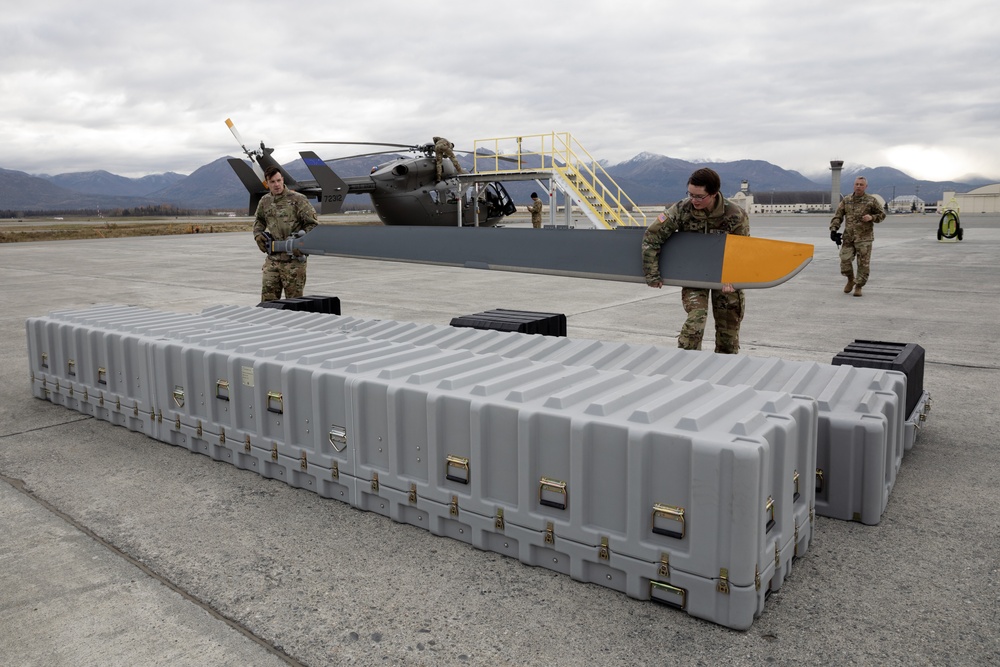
[[472, 133, 646, 229]]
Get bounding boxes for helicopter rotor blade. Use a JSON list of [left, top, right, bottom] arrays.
[[320, 149, 419, 161], [457, 150, 521, 164], [299, 141, 419, 150], [300, 140, 522, 165]]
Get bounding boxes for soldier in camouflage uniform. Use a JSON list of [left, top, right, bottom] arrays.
[[642, 168, 750, 354], [432, 136, 463, 182], [829, 176, 885, 297], [527, 192, 543, 228], [253, 166, 319, 302]]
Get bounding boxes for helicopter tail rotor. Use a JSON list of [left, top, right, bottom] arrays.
[[225, 118, 266, 181]]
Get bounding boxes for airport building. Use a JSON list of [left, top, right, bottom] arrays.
[[941, 183, 1000, 213], [888, 195, 926, 213], [730, 181, 835, 214]]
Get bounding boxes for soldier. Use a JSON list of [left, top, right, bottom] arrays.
[[432, 136, 463, 182], [252, 166, 319, 302], [527, 192, 543, 228], [829, 176, 885, 297], [642, 168, 750, 354]]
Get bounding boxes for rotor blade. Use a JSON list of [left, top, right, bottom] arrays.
[[460, 151, 521, 163], [321, 149, 415, 161], [274, 227, 814, 289], [225, 118, 256, 158], [299, 141, 418, 150], [225, 118, 246, 147], [225, 118, 266, 181]]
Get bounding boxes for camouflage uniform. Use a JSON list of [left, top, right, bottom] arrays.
[[829, 192, 885, 288], [253, 188, 319, 302], [432, 136, 463, 181], [642, 195, 750, 354], [527, 197, 543, 228]]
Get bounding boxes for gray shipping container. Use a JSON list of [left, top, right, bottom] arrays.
[[26, 305, 820, 630], [202, 305, 924, 525]]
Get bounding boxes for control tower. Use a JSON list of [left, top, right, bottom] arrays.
[[830, 160, 844, 211]]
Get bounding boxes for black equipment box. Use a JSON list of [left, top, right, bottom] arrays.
[[450, 308, 567, 337], [832, 340, 925, 417], [257, 295, 341, 315]]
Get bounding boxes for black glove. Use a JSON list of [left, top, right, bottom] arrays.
[[255, 231, 275, 253], [830, 230, 842, 246]]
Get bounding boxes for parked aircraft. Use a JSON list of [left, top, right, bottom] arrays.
[[225, 119, 516, 226]]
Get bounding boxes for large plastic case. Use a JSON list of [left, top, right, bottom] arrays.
[[26, 305, 819, 630], [202, 305, 919, 525], [831, 339, 931, 450]]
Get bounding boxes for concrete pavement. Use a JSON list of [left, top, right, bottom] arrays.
[[1, 213, 998, 666]]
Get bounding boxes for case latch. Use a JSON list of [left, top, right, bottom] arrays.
[[717, 568, 730, 594], [598, 536, 610, 561]]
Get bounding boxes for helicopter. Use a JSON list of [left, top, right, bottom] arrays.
[[225, 119, 518, 227]]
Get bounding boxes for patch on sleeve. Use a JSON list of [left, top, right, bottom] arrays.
[[657, 213, 667, 223]]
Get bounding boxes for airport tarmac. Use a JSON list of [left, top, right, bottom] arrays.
[[1, 213, 998, 666]]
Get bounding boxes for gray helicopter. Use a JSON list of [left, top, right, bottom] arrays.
[[225, 119, 517, 226]]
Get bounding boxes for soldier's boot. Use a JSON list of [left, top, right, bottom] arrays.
[[853, 285, 863, 297], [844, 276, 855, 293]]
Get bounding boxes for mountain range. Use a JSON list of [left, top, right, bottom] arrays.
[[1, 153, 992, 214]]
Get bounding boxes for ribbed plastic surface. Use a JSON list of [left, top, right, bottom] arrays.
[[201, 305, 921, 525], [27, 304, 819, 630]]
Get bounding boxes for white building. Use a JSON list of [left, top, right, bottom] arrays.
[[730, 180, 835, 214], [888, 195, 926, 213]]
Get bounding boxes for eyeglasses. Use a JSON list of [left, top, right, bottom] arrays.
[[687, 192, 713, 201]]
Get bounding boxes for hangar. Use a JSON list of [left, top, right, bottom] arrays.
[[730, 183, 886, 215], [731, 189, 833, 214], [941, 183, 1000, 213]]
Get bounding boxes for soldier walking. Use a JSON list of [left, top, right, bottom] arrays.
[[830, 176, 885, 297]]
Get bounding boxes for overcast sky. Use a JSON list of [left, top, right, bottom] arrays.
[[3, 0, 998, 183]]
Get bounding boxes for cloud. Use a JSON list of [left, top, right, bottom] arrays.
[[2, 0, 999, 181]]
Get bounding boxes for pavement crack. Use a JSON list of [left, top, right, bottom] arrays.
[[0, 473, 310, 667], [0, 414, 95, 439]]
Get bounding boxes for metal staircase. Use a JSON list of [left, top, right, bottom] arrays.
[[472, 133, 646, 229]]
